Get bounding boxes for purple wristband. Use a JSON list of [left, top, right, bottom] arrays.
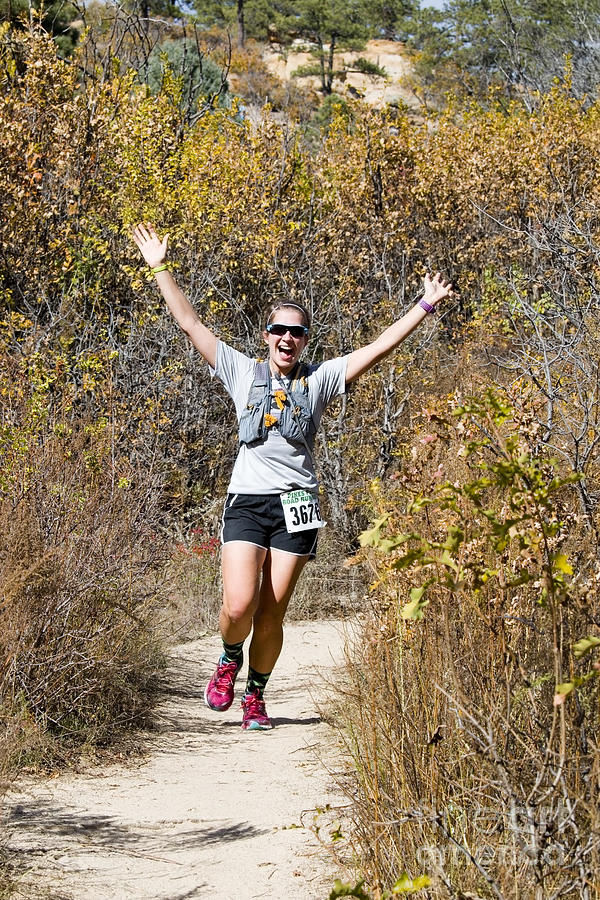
[[419, 298, 436, 314]]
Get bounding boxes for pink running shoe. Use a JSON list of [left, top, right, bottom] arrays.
[[241, 690, 273, 731], [204, 656, 241, 711]]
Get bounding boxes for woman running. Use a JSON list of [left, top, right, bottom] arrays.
[[132, 223, 453, 731]]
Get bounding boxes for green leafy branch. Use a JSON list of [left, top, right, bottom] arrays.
[[329, 872, 431, 898]]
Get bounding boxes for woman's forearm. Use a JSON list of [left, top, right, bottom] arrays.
[[345, 301, 428, 383], [133, 224, 218, 366], [345, 272, 453, 384], [153, 269, 218, 367]]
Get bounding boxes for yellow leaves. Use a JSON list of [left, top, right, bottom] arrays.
[[273, 389, 287, 411], [391, 873, 432, 893], [264, 413, 277, 428], [81, 371, 97, 393], [554, 553, 573, 575]]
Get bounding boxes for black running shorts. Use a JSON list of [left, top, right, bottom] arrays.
[[221, 493, 319, 558]]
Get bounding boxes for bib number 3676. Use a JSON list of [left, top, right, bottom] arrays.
[[280, 490, 326, 534]]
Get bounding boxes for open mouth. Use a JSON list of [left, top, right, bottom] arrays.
[[277, 344, 295, 360]]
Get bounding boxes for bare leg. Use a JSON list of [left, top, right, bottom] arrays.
[[248, 549, 309, 675], [220, 542, 267, 644]]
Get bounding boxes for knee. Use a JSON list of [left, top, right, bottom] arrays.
[[222, 596, 258, 625]]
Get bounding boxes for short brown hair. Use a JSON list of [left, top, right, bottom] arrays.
[[265, 301, 311, 330]]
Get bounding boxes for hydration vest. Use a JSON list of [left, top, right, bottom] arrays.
[[238, 360, 316, 448]]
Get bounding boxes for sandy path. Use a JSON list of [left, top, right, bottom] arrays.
[[5, 620, 353, 900]]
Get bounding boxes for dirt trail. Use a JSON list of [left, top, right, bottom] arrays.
[[5, 620, 353, 900]]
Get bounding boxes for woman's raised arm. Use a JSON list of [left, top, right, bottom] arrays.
[[132, 224, 218, 369], [345, 272, 453, 385]]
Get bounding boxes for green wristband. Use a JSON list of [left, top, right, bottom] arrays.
[[150, 264, 168, 275]]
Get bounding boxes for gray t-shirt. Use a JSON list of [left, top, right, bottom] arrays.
[[213, 340, 348, 494]]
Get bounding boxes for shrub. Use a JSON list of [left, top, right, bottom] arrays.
[[336, 387, 600, 898], [351, 57, 386, 77], [0, 349, 170, 765]]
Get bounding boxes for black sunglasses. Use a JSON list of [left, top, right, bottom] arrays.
[[266, 323, 309, 338]]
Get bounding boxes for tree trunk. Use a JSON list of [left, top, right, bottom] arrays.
[[237, 0, 245, 48], [139, 0, 149, 32], [317, 37, 327, 93], [326, 33, 336, 93]]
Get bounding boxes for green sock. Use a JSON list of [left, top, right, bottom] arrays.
[[222, 640, 244, 666], [245, 667, 271, 699]]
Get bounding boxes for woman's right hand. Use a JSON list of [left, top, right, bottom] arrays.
[[132, 223, 169, 269]]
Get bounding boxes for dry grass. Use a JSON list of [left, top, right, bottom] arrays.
[[331, 390, 600, 899], [0, 395, 173, 892], [337, 599, 599, 897], [0, 420, 171, 770]]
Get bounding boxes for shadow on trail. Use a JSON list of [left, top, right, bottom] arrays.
[[159, 683, 206, 701], [151, 710, 215, 737], [7, 798, 267, 853], [149, 659, 214, 737], [164, 892, 209, 900]]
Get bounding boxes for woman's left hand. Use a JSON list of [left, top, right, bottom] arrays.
[[423, 272, 453, 308]]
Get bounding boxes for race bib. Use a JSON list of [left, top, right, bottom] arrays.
[[280, 489, 326, 533]]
